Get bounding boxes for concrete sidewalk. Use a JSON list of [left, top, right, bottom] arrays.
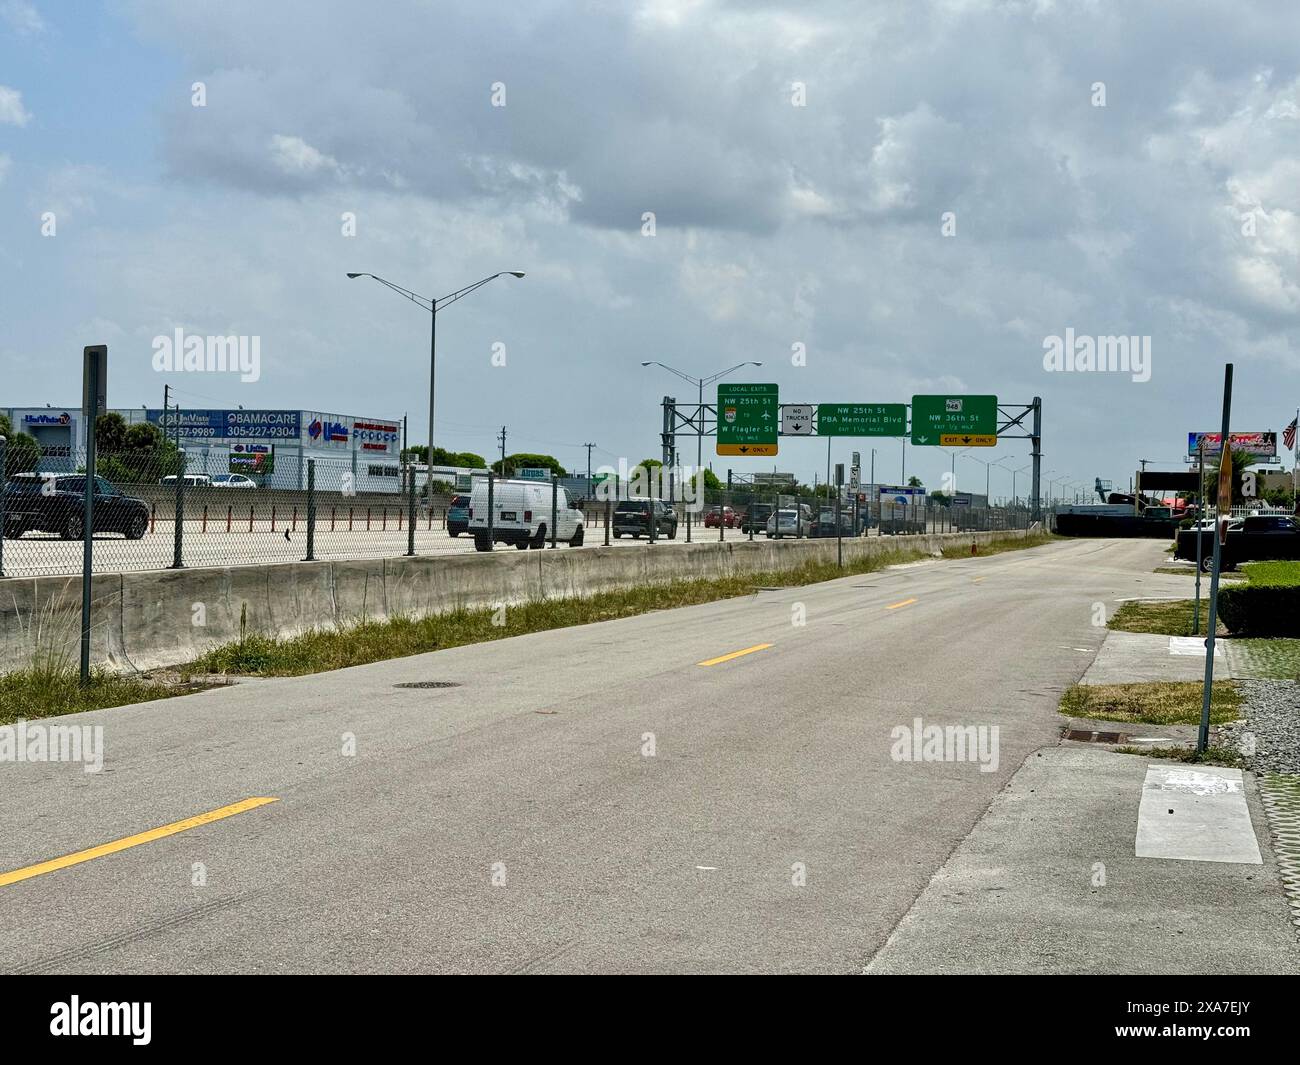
[[864, 747, 1300, 974], [1081, 629, 1230, 685]]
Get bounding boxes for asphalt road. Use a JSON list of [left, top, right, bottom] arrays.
[[1, 521, 855, 577], [1, 537, 1284, 973]]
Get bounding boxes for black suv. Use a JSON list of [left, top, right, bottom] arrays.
[[2, 474, 150, 540], [612, 499, 678, 539], [740, 503, 773, 534]]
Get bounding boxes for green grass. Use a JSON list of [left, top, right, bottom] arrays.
[[197, 530, 1055, 678], [1241, 560, 1300, 587], [1231, 638, 1300, 680], [1106, 599, 1227, 637], [1060, 681, 1239, 726], [1112, 744, 1244, 767], [0, 668, 210, 725], [939, 529, 1057, 559]]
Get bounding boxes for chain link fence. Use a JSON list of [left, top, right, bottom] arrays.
[[1, 445, 1035, 579]]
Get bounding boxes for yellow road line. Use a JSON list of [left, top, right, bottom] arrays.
[[698, 643, 772, 667], [886, 598, 917, 610], [0, 797, 279, 889]]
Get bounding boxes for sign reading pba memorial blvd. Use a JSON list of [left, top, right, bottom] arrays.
[[817, 403, 907, 436], [910, 395, 998, 445], [717, 383, 779, 456]]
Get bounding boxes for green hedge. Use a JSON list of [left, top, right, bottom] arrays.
[[1216, 584, 1300, 636]]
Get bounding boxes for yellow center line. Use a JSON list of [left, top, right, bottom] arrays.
[[886, 598, 917, 610], [0, 796, 279, 889], [698, 643, 772, 667]]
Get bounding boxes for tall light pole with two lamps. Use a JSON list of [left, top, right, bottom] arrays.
[[346, 270, 524, 501], [639, 361, 764, 472]]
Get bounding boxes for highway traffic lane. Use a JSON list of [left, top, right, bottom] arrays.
[[0, 523, 771, 577], [0, 538, 1178, 973]]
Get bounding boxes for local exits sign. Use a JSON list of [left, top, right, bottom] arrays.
[[911, 395, 998, 445], [717, 383, 779, 456]]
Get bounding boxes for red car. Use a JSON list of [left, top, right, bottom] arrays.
[[704, 506, 738, 528]]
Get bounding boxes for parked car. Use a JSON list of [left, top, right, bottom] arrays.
[[612, 499, 678, 539], [159, 474, 212, 488], [1175, 514, 1300, 572], [447, 494, 470, 537], [467, 478, 584, 550], [703, 505, 738, 529], [209, 473, 257, 489], [766, 506, 810, 538], [739, 503, 773, 534], [2, 473, 150, 540]]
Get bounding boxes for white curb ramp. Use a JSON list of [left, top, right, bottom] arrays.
[[1136, 765, 1262, 864]]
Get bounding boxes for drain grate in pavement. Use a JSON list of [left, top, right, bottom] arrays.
[[393, 681, 461, 689], [1063, 728, 1129, 744]]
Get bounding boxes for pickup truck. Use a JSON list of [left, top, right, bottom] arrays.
[[1174, 514, 1300, 572]]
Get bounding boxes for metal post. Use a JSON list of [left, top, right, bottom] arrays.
[[171, 449, 186, 569], [722, 470, 730, 542], [604, 497, 610, 546], [486, 469, 495, 550], [80, 354, 101, 686], [1030, 395, 1042, 522], [686, 499, 692, 542], [406, 462, 416, 556], [0, 436, 6, 579], [550, 475, 558, 548], [1198, 366, 1233, 755], [426, 304, 437, 505], [649, 491, 658, 544], [835, 465, 843, 568], [1193, 444, 1204, 634], [305, 459, 317, 561]]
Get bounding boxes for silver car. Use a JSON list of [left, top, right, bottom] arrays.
[[765, 507, 808, 538]]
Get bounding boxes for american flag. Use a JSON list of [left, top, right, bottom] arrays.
[[1285, 416, 1298, 451]]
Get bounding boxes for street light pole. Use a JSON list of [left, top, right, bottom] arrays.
[[641, 360, 762, 474], [348, 269, 524, 503]]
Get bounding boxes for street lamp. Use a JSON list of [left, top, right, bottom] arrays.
[[347, 270, 524, 500], [640, 361, 763, 472], [964, 453, 997, 503]]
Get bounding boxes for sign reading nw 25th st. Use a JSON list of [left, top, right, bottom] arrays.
[[910, 395, 997, 445], [717, 383, 779, 456], [817, 403, 907, 437]]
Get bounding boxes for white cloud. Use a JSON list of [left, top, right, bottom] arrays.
[[1, 0, 45, 35], [268, 133, 339, 176], [0, 84, 31, 126]]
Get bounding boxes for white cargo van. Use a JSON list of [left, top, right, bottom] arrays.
[[467, 479, 585, 550]]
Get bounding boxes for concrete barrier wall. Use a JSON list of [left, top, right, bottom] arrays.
[[0, 530, 1028, 674]]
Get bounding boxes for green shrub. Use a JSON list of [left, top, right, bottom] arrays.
[[1216, 584, 1300, 636]]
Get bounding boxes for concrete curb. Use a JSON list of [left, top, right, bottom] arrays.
[[0, 529, 1029, 673]]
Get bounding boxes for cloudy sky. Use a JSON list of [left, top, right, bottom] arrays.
[[1, 0, 1298, 497]]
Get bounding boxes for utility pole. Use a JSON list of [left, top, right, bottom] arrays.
[[498, 426, 507, 470], [583, 442, 595, 494]]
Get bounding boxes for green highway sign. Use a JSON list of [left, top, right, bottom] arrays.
[[718, 382, 779, 456], [910, 394, 997, 445], [817, 403, 907, 437]]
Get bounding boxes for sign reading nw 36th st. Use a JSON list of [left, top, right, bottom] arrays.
[[910, 395, 997, 445], [717, 383, 779, 456], [817, 403, 907, 437]]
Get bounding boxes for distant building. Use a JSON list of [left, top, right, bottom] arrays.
[[2, 405, 406, 493]]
